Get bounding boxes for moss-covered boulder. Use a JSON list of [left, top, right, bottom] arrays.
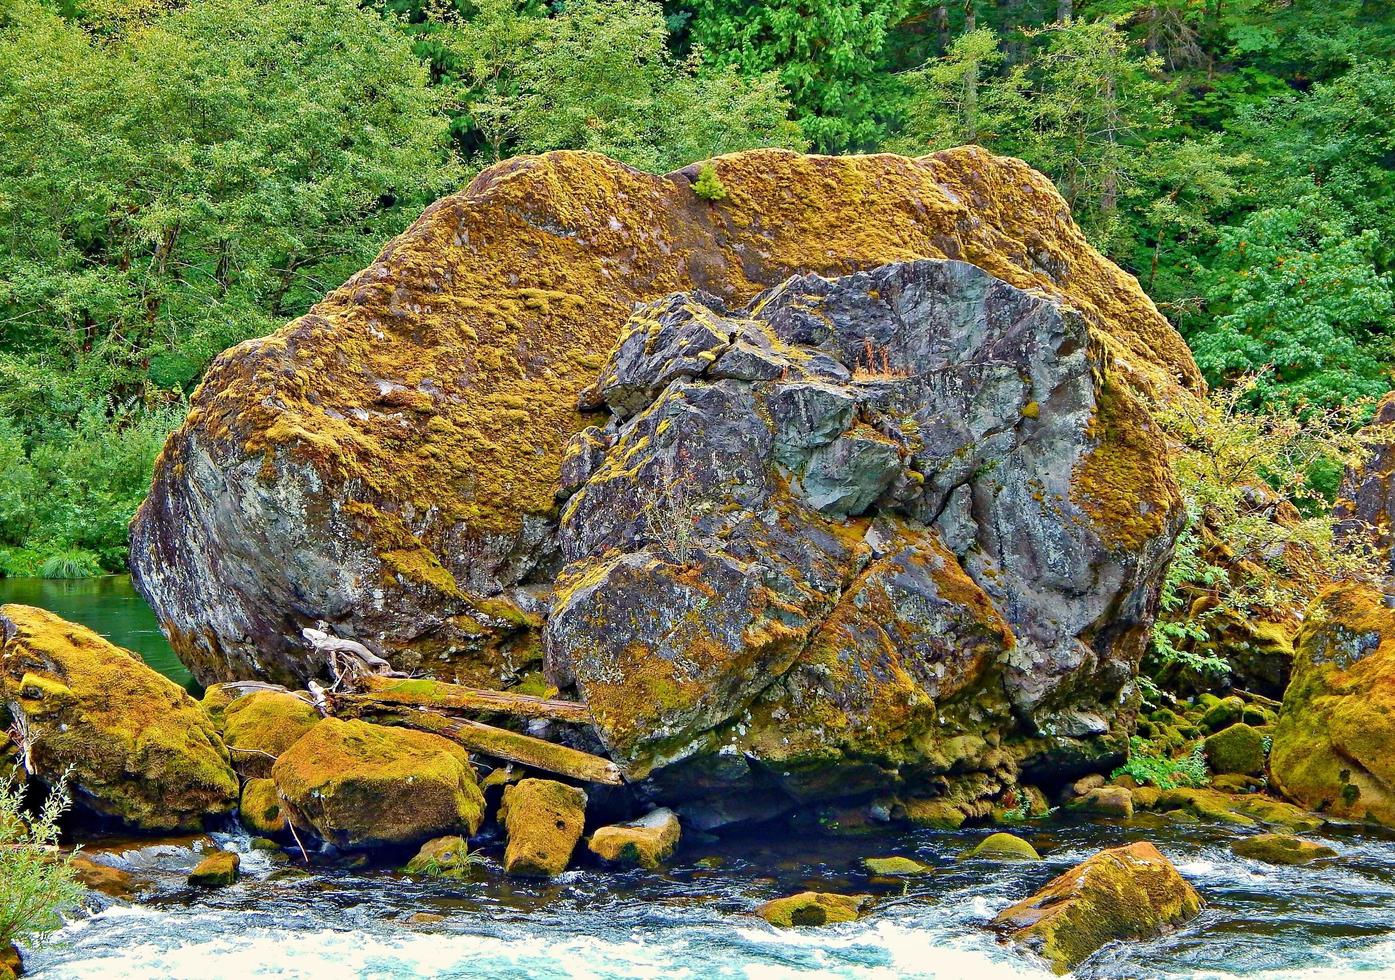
[[0, 605, 237, 832], [1154, 787, 1322, 832], [960, 832, 1041, 862], [1271, 584, 1395, 827], [499, 778, 587, 876], [188, 849, 240, 887], [588, 808, 680, 869], [991, 842, 1203, 974], [1204, 723, 1267, 776], [222, 690, 321, 777], [756, 891, 872, 928], [1231, 833, 1337, 866], [403, 836, 471, 877], [1067, 786, 1134, 819], [1199, 696, 1245, 734], [271, 717, 484, 849], [239, 777, 287, 837], [862, 855, 930, 876]]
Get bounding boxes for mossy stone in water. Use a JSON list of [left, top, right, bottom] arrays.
[[862, 856, 930, 876], [188, 849, 240, 887], [1067, 786, 1134, 819], [1231, 833, 1337, 866], [240, 778, 287, 837], [499, 778, 587, 877], [1204, 723, 1267, 776], [404, 836, 471, 878], [756, 891, 871, 928], [960, 832, 1041, 861], [588, 808, 680, 869], [223, 690, 321, 778]]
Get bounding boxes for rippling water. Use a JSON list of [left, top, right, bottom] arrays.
[[26, 816, 1395, 979]]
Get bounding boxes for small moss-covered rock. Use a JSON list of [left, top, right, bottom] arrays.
[[900, 798, 965, 829], [404, 836, 471, 877], [862, 855, 930, 876], [1231, 833, 1337, 866], [588, 808, 680, 869], [0, 604, 237, 832], [71, 855, 140, 899], [0, 943, 19, 980], [1200, 696, 1245, 733], [1131, 786, 1162, 810], [1154, 787, 1322, 832], [223, 690, 321, 777], [1204, 723, 1267, 776], [756, 891, 871, 928], [272, 717, 484, 850], [1067, 786, 1134, 819], [499, 778, 587, 876], [991, 842, 1203, 974], [188, 849, 240, 887], [960, 832, 1041, 862], [239, 778, 286, 837]]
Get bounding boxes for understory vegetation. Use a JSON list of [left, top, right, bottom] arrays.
[[0, 774, 82, 953], [1, 0, 1393, 579]]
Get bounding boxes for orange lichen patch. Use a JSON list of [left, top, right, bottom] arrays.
[[135, 148, 1200, 680], [1072, 369, 1181, 552]]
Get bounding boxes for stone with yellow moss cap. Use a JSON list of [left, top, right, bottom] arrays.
[[588, 808, 681, 869], [188, 849, 240, 888], [755, 891, 873, 928], [239, 777, 287, 837], [223, 689, 321, 778], [130, 147, 1200, 692], [271, 717, 484, 849], [991, 841, 1203, 974], [499, 778, 587, 877], [1271, 583, 1395, 827], [0, 604, 237, 832]]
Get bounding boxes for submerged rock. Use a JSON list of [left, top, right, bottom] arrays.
[[991, 841, 1202, 974], [499, 778, 587, 876], [130, 147, 1199, 697], [1231, 833, 1337, 866], [588, 808, 680, 869], [71, 855, 142, 900], [1271, 584, 1395, 827], [755, 891, 872, 928], [271, 717, 484, 849], [0, 605, 237, 832], [960, 832, 1041, 862], [188, 849, 240, 887]]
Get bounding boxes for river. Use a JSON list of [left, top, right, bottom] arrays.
[[7, 579, 1395, 979]]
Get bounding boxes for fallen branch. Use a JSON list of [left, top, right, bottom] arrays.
[[346, 705, 624, 786], [350, 676, 593, 725]]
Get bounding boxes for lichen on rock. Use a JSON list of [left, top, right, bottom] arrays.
[[0, 604, 237, 832]]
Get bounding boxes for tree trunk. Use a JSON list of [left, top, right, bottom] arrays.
[[1057, 0, 1072, 22], [933, 2, 951, 52]]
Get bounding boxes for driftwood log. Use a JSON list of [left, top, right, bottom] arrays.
[[352, 675, 594, 725]]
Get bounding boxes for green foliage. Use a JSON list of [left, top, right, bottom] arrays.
[[442, 0, 804, 172], [0, 772, 84, 951], [1112, 737, 1209, 791], [692, 164, 728, 202]]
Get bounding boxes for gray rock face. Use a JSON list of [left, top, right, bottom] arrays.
[[544, 259, 1182, 814]]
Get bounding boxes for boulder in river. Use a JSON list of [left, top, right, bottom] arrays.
[[1271, 583, 1395, 827], [0, 604, 237, 832], [499, 778, 587, 876], [403, 836, 471, 878], [1230, 833, 1337, 866], [1204, 723, 1267, 776], [756, 891, 872, 928], [991, 841, 1203, 974], [188, 849, 240, 888], [239, 777, 287, 837], [272, 717, 484, 849], [222, 689, 321, 778], [588, 808, 680, 869], [959, 832, 1041, 862]]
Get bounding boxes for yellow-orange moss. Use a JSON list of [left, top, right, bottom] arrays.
[[223, 690, 321, 777]]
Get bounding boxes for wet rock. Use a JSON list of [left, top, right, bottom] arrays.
[[71, 855, 141, 900], [1271, 584, 1395, 827], [239, 778, 287, 837], [271, 717, 484, 849], [406, 912, 445, 925], [588, 808, 680, 869], [188, 849, 239, 887], [960, 832, 1041, 862], [1071, 774, 1107, 796], [131, 147, 1200, 691], [991, 842, 1203, 974], [499, 778, 587, 877], [1067, 786, 1134, 819], [900, 799, 966, 829], [0, 605, 237, 832], [222, 690, 321, 778], [1155, 788, 1322, 832], [403, 836, 471, 878], [755, 891, 872, 928], [1231, 833, 1337, 866], [1211, 773, 1265, 793], [862, 856, 930, 876], [1204, 723, 1267, 776]]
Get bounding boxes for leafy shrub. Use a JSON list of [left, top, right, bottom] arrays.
[[1112, 737, 1209, 790], [0, 773, 84, 952]]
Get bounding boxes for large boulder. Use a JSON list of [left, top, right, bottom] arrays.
[[221, 689, 321, 777], [0, 604, 237, 831], [991, 841, 1203, 974], [544, 258, 1181, 810], [499, 778, 588, 877], [130, 147, 1200, 690], [271, 717, 484, 849], [1271, 583, 1395, 826]]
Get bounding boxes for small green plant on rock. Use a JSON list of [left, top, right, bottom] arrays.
[[1112, 737, 1209, 791], [693, 164, 728, 202], [0, 771, 83, 953]]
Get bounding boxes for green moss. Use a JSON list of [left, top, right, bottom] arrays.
[[1230, 833, 1336, 866], [188, 850, 240, 888], [1204, 723, 1267, 776], [862, 856, 930, 876], [403, 836, 472, 878], [223, 691, 321, 777], [499, 778, 587, 877], [755, 891, 870, 928], [240, 778, 287, 836], [961, 832, 1042, 862]]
